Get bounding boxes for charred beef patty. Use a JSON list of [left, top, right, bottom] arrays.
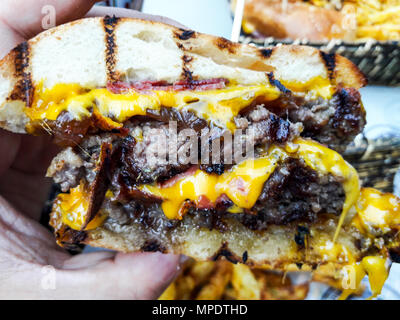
[[40, 85, 364, 155], [266, 88, 365, 153], [48, 87, 365, 189], [48, 132, 345, 232], [99, 158, 345, 233], [239, 158, 345, 229], [48, 106, 302, 188], [46, 92, 349, 231]]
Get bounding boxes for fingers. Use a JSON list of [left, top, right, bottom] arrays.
[[11, 134, 60, 175], [61, 250, 117, 270], [0, 0, 99, 59], [0, 129, 20, 177], [0, 168, 52, 220], [58, 252, 181, 299], [86, 6, 187, 29], [0, 134, 59, 221]]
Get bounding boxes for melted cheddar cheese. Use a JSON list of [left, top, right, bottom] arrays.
[[353, 187, 400, 234], [362, 256, 389, 299], [337, 187, 400, 300], [138, 138, 359, 221], [26, 83, 281, 132], [55, 182, 107, 230], [24, 75, 335, 134], [140, 147, 286, 219], [54, 138, 360, 228], [293, 138, 360, 241], [339, 256, 389, 300], [317, 240, 356, 264], [280, 76, 333, 100]]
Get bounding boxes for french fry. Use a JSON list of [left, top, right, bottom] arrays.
[[161, 259, 310, 300], [232, 264, 261, 300]]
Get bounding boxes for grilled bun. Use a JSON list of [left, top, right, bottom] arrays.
[[0, 17, 365, 133]]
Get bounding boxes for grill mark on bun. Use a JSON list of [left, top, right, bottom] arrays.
[[181, 54, 195, 81], [214, 37, 239, 54], [259, 48, 273, 58], [183, 54, 193, 64], [103, 15, 120, 82], [9, 42, 33, 106], [242, 251, 248, 263], [175, 28, 196, 40], [320, 51, 336, 80], [67, 229, 87, 244], [211, 242, 242, 264], [174, 34, 195, 81], [141, 240, 166, 253], [267, 72, 291, 94], [294, 225, 310, 249]]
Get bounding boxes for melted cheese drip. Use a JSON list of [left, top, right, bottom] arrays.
[[338, 188, 399, 300], [362, 256, 389, 299], [24, 75, 334, 133], [26, 83, 281, 131], [338, 262, 365, 300], [353, 187, 400, 234], [138, 139, 358, 221], [317, 240, 356, 264], [55, 182, 107, 230], [293, 138, 360, 241], [339, 256, 389, 300], [140, 147, 286, 219], [280, 76, 333, 100]]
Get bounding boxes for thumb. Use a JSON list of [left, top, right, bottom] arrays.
[[0, 0, 100, 57], [57, 251, 181, 299], [0, 129, 21, 177], [0, 0, 100, 39]]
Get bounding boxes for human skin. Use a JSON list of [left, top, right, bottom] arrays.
[[0, 0, 183, 299]]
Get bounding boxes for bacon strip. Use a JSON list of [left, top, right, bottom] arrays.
[[81, 142, 112, 230], [107, 78, 228, 94]]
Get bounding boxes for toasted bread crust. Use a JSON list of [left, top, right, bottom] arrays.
[[0, 17, 366, 134], [50, 185, 400, 268], [53, 212, 390, 270]]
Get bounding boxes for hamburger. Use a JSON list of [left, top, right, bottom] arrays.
[[240, 0, 400, 41], [0, 17, 398, 298]]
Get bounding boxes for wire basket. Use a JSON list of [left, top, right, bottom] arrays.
[[344, 136, 400, 192], [239, 36, 400, 86], [97, 0, 143, 10]]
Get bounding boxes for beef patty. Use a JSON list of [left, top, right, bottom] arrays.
[[100, 158, 345, 234]]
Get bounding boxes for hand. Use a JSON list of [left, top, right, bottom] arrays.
[[0, 0, 182, 299]]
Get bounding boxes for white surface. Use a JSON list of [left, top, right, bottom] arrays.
[[142, 0, 233, 38], [231, 0, 245, 42], [360, 86, 400, 140]]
